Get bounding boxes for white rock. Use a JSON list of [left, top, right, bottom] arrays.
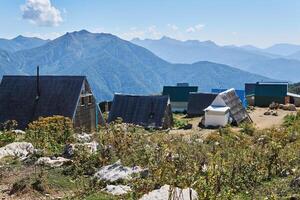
[[64, 141, 99, 157], [103, 185, 131, 195], [140, 185, 198, 200], [0, 142, 35, 160], [35, 157, 71, 167], [11, 130, 26, 134], [94, 160, 144, 182], [75, 132, 92, 143]]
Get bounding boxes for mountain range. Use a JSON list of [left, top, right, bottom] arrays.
[[0, 30, 271, 101], [132, 37, 300, 82], [0, 35, 49, 52]]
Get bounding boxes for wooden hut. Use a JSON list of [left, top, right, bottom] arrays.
[[187, 92, 217, 117], [0, 75, 104, 132], [108, 94, 173, 129]]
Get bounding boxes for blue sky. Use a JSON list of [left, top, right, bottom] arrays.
[[1, 0, 300, 47]]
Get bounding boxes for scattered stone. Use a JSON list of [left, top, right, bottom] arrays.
[[264, 110, 271, 115], [0, 142, 35, 160], [195, 138, 204, 143], [281, 104, 297, 111], [75, 132, 92, 143], [11, 130, 26, 134], [139, 185, 198, 200], [290, 176, 300, 188], [103, 185, 131, 195], [94, 160, 145, 182], [35, 157, 71, 167], [280, 169, 293, 177], [63, 141, 99, 158], [269, 102, 279, 110], [272, 111, 278, 116]]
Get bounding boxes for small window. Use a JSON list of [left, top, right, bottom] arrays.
[[81, 97, 85, 106], [88, 96, 92, 105]]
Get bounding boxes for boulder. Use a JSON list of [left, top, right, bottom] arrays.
[[64, 141, 99, 158], [35, 157, 71, 167], [0, 142, 35, 160], [139, 185, 198, 200], [103, 185, 131, 195], [281, 104, 297, 111], [94, 160, 145, 182]]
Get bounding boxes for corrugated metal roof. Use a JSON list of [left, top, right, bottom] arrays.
[[108, 94, 171, 128], [0, 75, 85, 129], [212, 88, 247, 108], [163, 86, 198, 102], [216, 89, 250, 125]]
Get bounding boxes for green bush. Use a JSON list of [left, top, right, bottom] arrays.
[[239, 122, 256, 136], [25, 116, 75, 155]]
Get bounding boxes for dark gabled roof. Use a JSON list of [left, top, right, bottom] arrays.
[[108, 94, 170, 128], [187, 92, 217, 116], [0, 75, 85, 129], [162, 86, 198, 102], [217, 89, 250, 125]]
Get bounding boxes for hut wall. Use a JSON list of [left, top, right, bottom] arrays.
[[170, 101, 188, 112], [73, 80, 98, 132], [162, 104, 173, 129]]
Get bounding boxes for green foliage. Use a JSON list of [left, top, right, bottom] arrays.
[[239, 122, 256, 136], [0, 131, 17, 147], [173, 115, 189, 129], [4, 112, 300, 199], [0, 120, 18, 131], [25, 116, 75, 156]]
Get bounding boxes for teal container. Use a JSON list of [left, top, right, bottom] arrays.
[[163, 86, 198, 102]]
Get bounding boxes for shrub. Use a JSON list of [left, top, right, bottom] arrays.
[[240, 122, 256, 136], [26, 116, 75, 155], [0, 120, 18, 131], [0, 131, 17, 147]]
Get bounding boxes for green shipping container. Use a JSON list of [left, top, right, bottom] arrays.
[[254, 83, 288, 107], [163, 86, 198, 102]]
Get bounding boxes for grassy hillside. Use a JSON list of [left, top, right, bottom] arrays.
[[1, 113, 300, 199]]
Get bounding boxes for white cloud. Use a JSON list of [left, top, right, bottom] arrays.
[[186, 24, 205, 33], [23, 31, 63, 39], [147, 25, 162, 39], [20, 0, 63, 27], [167, 24, 179, 31], [120, 27, 145, 40]]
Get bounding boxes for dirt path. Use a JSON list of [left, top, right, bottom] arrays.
[[248, 107, 297, 129]]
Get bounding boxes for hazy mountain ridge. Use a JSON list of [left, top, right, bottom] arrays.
[[132, 37, 300, 82], [0, 35, 49, 52], [0, 30, 271, 101]]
